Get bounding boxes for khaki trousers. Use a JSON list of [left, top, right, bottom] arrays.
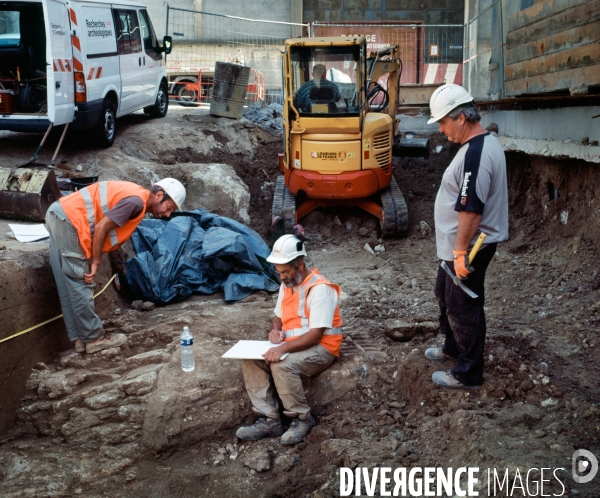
[[241, 344, 335, 421], [45, 202, 104, 342]]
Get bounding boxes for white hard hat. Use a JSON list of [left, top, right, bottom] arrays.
[[266, 234, 307, 265], [154, 178, 186, 211], [427, 84, 474, 124]]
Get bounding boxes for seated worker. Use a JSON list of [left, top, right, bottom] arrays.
[[236, 234, 343, 445], [45, 178, 186, 354], [294, 63, 341, 111]]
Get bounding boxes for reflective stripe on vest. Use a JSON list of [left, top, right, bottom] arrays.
[[81, 182, 118, 248], [284, 327, 342, 339], [297, 273, 322, 330]]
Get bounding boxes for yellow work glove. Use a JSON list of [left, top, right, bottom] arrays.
[[453, 250, 474, 280]]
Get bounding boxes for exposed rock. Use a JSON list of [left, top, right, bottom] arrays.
[[243, 447, 270, 472], [131, 300, 156, 311], [384, 319, 439, 342], [274, 452, 300, 471], [242, 103, 283, 135], [189, 163, 251, 224]]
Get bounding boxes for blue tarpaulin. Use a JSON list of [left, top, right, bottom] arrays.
[[124, 209, 279, 304]]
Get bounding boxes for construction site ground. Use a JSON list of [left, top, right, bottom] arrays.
[[0, 106, 599, 497]]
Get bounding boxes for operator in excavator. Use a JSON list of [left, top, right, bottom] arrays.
[[424, 84, 508, 390], [235, 234, 342, 445], [294, 63, 341, 112], [45, 178, 186, 354]]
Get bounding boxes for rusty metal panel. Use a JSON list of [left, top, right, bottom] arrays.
[[506, 0, 600, 50], [312, 23, 422, 84], [507, 0, 590, 31], [505, 42, 600, 82], [505, 65, 600, 96], [506, 21, 600, 65], [504, 0, 600, 96]]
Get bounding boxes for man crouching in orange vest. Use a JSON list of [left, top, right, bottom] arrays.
[[45, 178, 186, 354], [236, 234, 342, 445]]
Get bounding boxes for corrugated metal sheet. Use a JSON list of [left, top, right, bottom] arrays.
[[505, 0, 600, 96]]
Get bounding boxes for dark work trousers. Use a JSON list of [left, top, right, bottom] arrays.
[[434, 243, 497, 386]]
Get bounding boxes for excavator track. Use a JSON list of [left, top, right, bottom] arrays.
[[380, 177, 408, 238], [272, 175, 296, 233]]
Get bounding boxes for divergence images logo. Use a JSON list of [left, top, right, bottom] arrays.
[[572, 449, 598, 484]]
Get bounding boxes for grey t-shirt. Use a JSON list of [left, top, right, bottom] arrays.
[[106, 196, 144, 227], [434, 132, 508, 261]]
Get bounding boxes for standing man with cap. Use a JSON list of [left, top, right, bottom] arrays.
[[236, 234, 342, 445], [45, 178, 186, 354], [425, 84, 508, 389]]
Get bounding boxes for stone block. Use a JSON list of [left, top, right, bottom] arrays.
[[84, 389, 126, 410], [119, 371, 157, 396]]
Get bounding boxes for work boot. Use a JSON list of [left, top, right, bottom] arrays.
[[74, 339, 85, 353], [432, 370, 481, 390], [86, 332, 127, 354], [280, 415, 316, 445], [424, 347, 455, 362], [236, 417, 285, 441]]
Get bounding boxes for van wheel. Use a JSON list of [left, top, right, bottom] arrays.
[[149, 83, 169, 118], [95, 100, 116, 147]]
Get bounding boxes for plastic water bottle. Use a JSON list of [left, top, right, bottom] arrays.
[[180, 326, 195, 372]]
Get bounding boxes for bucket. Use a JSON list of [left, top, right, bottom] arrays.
[[0, 167, 62, 221], [210, 62, 251, 119], [71, 176, 98, 191]]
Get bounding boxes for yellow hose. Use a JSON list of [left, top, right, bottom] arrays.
[[0, 274, 116, 345]]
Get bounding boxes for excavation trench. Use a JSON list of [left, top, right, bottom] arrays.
[[0, 111, 599, 497]]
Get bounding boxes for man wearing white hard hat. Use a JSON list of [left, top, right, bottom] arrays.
[[425, 84, 508, 389], [236, 234, 343, 445], [45, 178, 186, 354]]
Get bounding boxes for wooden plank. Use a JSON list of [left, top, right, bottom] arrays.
[[506, 0, 600, 49], [505, 42, 600, 81], [506, 20, 600, 64], [505, 65, 600, 95], [507, 0, 591, 32]]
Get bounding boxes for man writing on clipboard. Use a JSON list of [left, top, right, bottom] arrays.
[[236, 234, 342, 445]]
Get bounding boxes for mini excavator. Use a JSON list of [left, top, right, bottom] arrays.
[[272, 35, 427, 238]]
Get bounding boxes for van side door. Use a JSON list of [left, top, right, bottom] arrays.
[[43, 0, 75, 124], [112, 8, 144, 115], [138, 9, 162, 105]]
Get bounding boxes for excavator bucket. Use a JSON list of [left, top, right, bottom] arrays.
[[394, 133, 430, 159], [0, 167, 62, 222]]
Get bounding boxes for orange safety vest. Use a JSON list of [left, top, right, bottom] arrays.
[[281, 268, 343, 356], [60, 181, 150, 259]]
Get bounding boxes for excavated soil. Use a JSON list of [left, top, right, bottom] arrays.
[[1, 108, 599, 497]]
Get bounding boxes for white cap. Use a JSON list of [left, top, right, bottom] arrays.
[[154, 178, 186, 211], [427, 84, 474, 124], [266, 234, 307, 265]]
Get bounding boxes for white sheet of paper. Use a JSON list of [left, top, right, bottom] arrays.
[[222, 340, 288, 360], [8, 224, 50, 243]]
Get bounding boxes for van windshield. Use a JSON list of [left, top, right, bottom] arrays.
[[290, 45, 362, 117], [0, 11, 20, 47]]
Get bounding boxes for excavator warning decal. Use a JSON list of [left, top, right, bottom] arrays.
[[364, 139, 371, 150]]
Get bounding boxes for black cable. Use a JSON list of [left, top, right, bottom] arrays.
[[365, 80, 389, 113]]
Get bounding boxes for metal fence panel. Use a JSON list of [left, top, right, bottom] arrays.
[[312, 22, 464, 86], [165, 6, 309, 106]]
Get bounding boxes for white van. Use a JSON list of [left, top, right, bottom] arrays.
[[0, 0, 172, 146]]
